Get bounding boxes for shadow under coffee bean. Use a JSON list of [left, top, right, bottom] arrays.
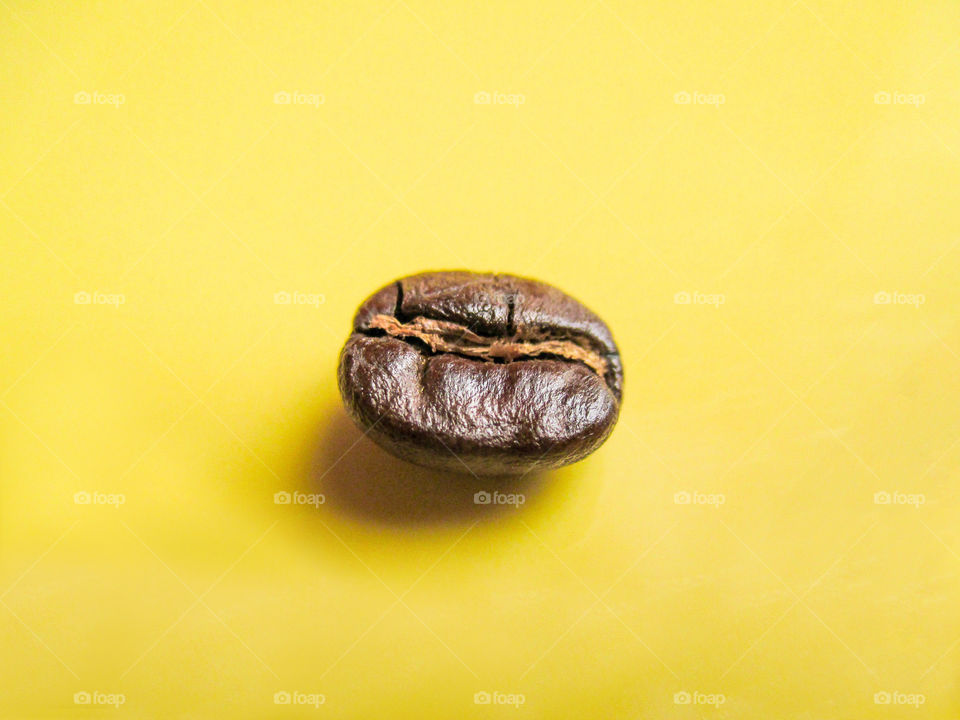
[[309, 409, 552, 526], [337, 271, 624, 476]]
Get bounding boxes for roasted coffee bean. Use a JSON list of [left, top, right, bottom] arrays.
[[337, 271, 623, 476]]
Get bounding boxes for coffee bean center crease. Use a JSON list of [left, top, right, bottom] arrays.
[[367, 313, 610, 377]]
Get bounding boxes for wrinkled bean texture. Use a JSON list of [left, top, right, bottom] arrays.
[[337, 271, 624, 476]]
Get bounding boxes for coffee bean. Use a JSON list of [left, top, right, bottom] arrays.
[[338, 271, 623, 476]]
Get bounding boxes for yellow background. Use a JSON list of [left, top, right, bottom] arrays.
[[2, 1, 960, 717]]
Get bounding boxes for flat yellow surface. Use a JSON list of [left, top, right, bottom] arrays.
[[3, 1, 960, 717]]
